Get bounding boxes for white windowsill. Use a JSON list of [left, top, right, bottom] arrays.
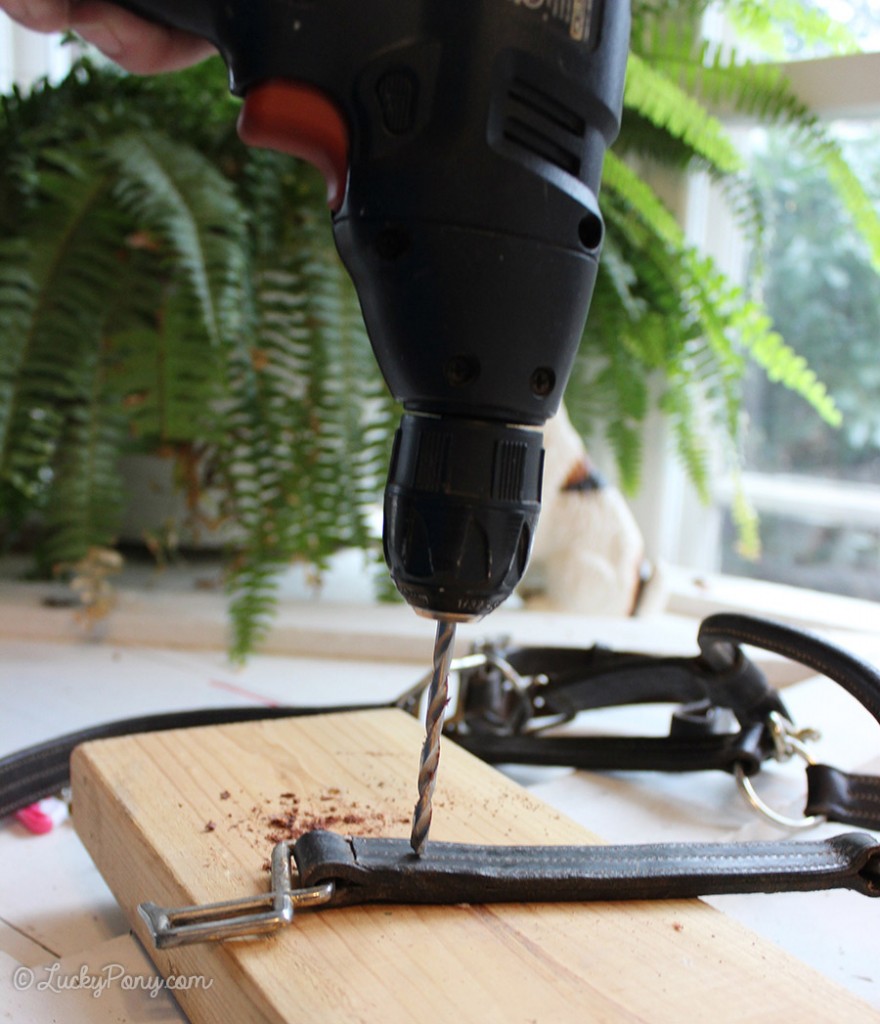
[[0, 554, 878, 689]]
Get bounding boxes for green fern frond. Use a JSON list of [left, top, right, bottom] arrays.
[[225, 559, 285, 660], [222, 192, 387, 655], [0, 239, 37, 481], [676, 249, 841, 425], [585, 143, 842, 497], [636, 24, 880, 273], [658, 375, 713, 500], [728, 473, 761, 560], [115, 291, 219, 446], [41, 347, 127, 568], [602, 151, 685, 248], [0, 161, 121, 505], [106, 132, 249, 350], [0, 151, 149, 565], [812, 139, 880, 274], [590, 236, 647, 323], [624, 52, 743, 175], [296, 220, 389, 548], [570, 333, 649, 495]]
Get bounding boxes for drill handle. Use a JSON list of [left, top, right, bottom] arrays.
[[98, 0, 631, 427], [104, 0, 351, 210]]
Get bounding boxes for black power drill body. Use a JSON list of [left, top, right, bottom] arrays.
[[109, 0, 630, 622]]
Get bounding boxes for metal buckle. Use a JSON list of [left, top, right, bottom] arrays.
[[393, 651, 489, 717], [396, 645, 517, 720], [138, 840, 335, 949], [396, 644, 576, 736], [734, 712, 826, 831], [444, 650, 529, 733]]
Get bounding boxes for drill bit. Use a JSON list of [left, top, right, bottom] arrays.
[[409, 619, 457, 856]]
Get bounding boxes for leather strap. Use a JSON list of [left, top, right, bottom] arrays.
[[450, 613, 880, 828], [448, 628, 789, 776], [698, 615, 880, 723], [292, 829, 880, 905], [452, 724, 769, 774], [806, 765, 880, 831]]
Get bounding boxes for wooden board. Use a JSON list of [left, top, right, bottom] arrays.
[[71, 709, 879, 1024]]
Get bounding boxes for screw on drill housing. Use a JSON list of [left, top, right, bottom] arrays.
[[530, 367, 556, 397], [445, 355, 480, 387]]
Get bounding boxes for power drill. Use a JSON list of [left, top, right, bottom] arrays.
[[107, 0, 629, 623], [104, 0, 630, 849]]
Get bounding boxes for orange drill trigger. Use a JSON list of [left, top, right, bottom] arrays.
[[238, 80, 349, 212]]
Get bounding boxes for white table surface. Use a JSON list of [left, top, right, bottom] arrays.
[[1, 601, 878, 1021]]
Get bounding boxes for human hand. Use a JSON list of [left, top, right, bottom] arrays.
[[0, 1, 215, 74]]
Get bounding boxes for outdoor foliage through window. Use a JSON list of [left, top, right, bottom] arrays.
[[744, 123, 880, 480], [721, 120, 880, 598]]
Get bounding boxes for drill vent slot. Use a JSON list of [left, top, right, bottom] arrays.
[[502, 77, 584, 177], [509, 78, 586, 136]]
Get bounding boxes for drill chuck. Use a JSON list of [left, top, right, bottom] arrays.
[[383, 414, 544, 621]]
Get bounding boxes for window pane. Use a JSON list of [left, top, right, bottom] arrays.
[[741, 120, 880, 483], [721, 511, 880, 601], [719, 118, 880, 597]]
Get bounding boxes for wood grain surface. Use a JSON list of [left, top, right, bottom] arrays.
[[71, 709, 879, 1024]]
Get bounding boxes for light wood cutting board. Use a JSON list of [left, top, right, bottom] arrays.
[[71, 708, 878, 1024]]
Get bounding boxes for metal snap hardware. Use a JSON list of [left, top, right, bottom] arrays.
[[734, 712, 826, 831]]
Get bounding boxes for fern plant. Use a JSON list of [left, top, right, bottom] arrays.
[[0, 58, 392, 655], [0, 1, 877, 654], [568, 0, 880, 554]]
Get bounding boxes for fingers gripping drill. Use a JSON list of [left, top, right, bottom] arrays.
[[104, 0, 630, 850]]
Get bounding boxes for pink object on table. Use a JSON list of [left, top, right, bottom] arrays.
[[14, 802, 55, 834]]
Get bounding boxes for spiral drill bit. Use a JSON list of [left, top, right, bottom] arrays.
[[409, 619, 457, 856]]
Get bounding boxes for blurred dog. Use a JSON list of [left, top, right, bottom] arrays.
[[519, 405, 659, 616]]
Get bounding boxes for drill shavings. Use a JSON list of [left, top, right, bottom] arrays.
[[198, 786, 411, 872]]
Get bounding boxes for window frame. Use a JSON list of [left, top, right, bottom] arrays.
[[645, 48, 880, 581]]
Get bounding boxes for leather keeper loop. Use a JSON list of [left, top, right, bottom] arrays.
[[806, 764, 880, 831]]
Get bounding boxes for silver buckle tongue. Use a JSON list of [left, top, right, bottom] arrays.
[[138, 840, 335, 949]]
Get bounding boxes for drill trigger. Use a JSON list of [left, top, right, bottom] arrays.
[[237, 79, 349, 211]]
